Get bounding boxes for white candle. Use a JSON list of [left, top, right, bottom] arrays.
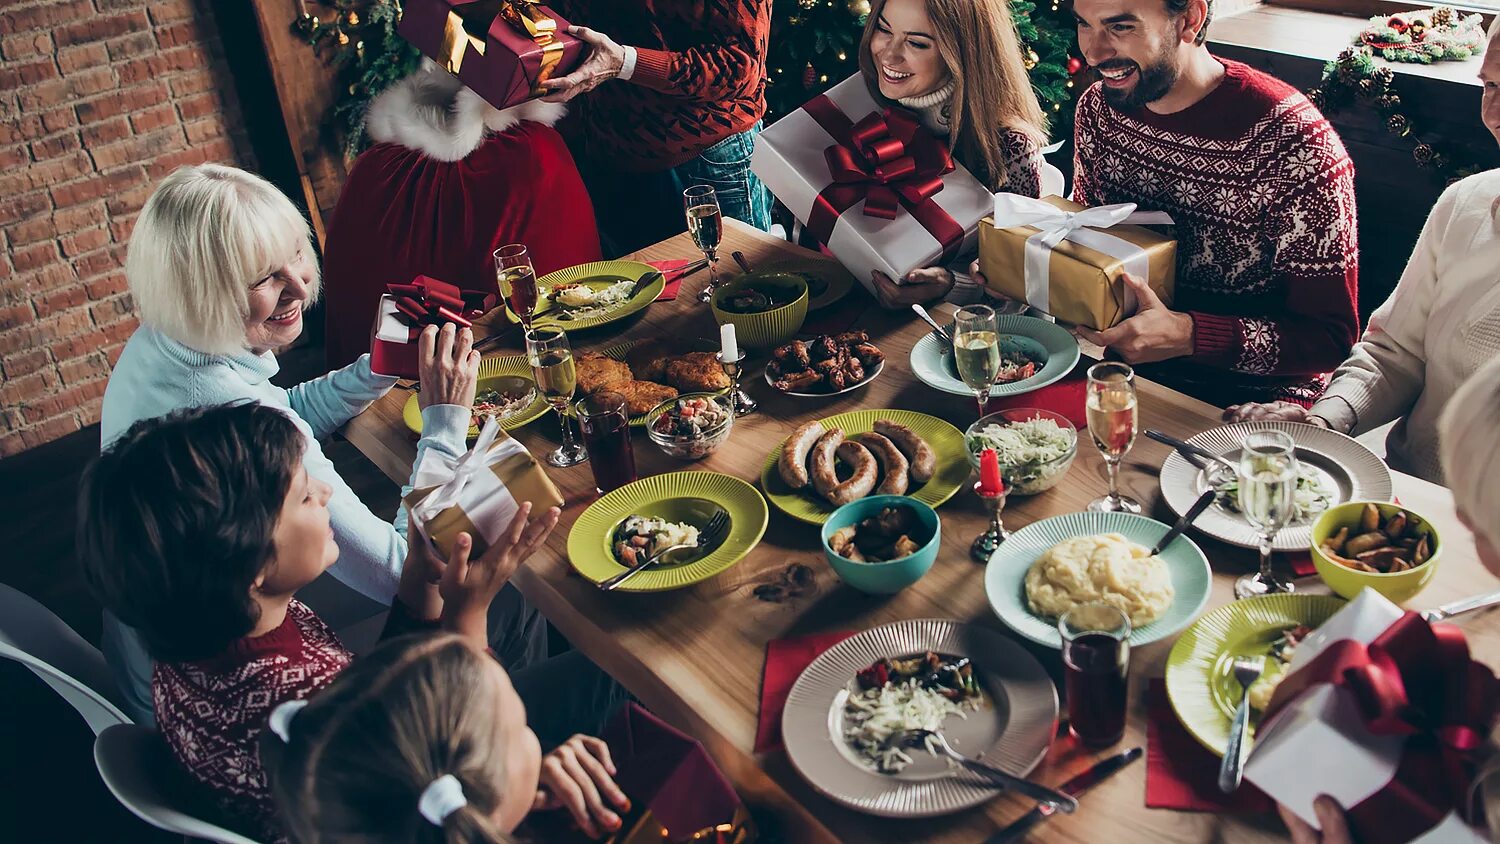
[[720, 322, 738, 363]]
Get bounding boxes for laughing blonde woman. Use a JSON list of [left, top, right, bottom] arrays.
[[859, 0, 1050, 308]]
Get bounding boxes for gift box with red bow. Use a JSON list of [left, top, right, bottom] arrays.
[[369, 276, 496, 379], [1244, 589, 1499, 843], [750, 74, 993, 296], [398, 0, 585, 110]]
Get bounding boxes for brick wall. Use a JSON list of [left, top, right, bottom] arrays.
[[0, 0, 254, 457]]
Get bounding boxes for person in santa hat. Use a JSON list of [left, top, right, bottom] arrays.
[[322, 64, 603, 370]]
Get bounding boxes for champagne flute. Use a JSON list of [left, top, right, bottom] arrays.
[[525, 325, 587, 468], [952, 304, 1000, 420], [495, 243, 539, 326], [684, 185, 723, 304], [1086, 362, 1142, 514], [1234, 430, 1298, 599]]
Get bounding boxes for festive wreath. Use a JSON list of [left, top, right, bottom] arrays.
[[1354, 5, 1486, 64]]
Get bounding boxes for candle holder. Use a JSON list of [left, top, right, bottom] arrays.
[[716, 348, 757, 416], [970, 481, 1010, 563]]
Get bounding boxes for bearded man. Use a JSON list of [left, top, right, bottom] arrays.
[[1069, 0, 1360, 407]]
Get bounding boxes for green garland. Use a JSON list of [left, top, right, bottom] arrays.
[[1307, 46, 1481, 184], [294, 1, 421, 160]]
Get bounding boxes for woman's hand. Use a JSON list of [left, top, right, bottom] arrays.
[[533, 735, 630, 838], [1279, 796, 1356, 844], [439, 502, 561, 646], [1223, 401, 1320, 425], [539, 26, 626, 103], [418, 323, 479, 411], [870, 266, 954, 309]]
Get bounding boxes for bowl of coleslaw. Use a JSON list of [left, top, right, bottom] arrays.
[[964, 409, 1077, 495]]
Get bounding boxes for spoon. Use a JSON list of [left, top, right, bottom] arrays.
[[910, 304, 954, 347]]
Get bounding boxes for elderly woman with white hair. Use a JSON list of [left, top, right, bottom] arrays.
[[1279, 355, 1500, 843], [99, 163, 543, 725], [1225, 16, 1500, 485]]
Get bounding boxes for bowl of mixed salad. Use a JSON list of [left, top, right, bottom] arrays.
[[964, 409, 1078, 495], [645, 393, 734, 460]]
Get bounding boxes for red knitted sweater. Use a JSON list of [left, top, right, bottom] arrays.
[[551, 0, 772, 171], [1073, 58, 1360, 406]]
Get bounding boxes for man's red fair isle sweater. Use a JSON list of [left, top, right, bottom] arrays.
[[1073, 58, 1361, 406], [551, 0, 771, 171]]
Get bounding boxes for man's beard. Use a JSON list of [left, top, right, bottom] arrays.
[[1099, 54, 1179, 110]]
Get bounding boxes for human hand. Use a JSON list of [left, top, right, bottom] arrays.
[[1223, 401, 1316, 425], [439, 503, 561, 646], [1279, 796, 1356, 844], [395, 514, 445, 622], [532, 735, 630, 838], [1075, 272, 1194, 364], [870, 266, 954, 309], [539, 26, 626, 103], [418, 323, 479, 411]]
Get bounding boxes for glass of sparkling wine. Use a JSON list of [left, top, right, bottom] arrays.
[[1234, 430, 1298, 599], [683, 184, 723, 304], [525, 325, 587, 468], [952, 304, 1001, 420], [1086, 362, 1142, 514], [495, 243, 538, 326]]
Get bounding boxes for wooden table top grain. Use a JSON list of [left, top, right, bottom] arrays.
[[342, 218, 1500, 843]]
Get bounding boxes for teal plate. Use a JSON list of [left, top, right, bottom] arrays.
[[910, 314, 1080, 399]]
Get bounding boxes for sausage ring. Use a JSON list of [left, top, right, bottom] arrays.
[[777, 421, 825, 490], [809, 428, 845, 500], [826, 440, 878, 505], [859, 432, 910, 496], [874, 420, 936, 484]]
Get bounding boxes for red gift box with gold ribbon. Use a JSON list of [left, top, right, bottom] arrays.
[[398, 0, 585, 110], [369, 276, 496, 378], [750, 74, 994, 297]]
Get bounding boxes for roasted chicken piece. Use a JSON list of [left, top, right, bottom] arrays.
[[773, 370, 823, 392], [616, 380, 678, 416], [852, 342, 884, 367], [665, 352, 731, 392], [575, 352, 632, 394]]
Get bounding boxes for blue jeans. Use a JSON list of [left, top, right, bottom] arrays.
[[587, 122, 773, 254]]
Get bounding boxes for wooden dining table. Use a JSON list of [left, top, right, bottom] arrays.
[[343, 219, 1500, 843]]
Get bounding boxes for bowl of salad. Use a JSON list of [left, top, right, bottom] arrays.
[[964, 408, 1077, 495], [645, 393, 734, 460]]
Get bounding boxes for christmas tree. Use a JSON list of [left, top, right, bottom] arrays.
[[764, 0, 1083, 146]]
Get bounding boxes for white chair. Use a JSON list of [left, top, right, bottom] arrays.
[[0, 583, 130, 735], [95, 724, 264, 844]]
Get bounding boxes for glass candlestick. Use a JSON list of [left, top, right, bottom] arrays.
[[716, 348, 757, 416], [971, 481, 1010, 563]]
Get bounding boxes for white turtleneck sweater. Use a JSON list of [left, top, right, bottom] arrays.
[[1310, 168, 1500, 483], [897, 80, 958, 137]]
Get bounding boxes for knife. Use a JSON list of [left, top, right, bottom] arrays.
[[1145, 429, 1238, 475], [985, 747, 1143, 843], [1424, 589, 1500, 623], [1151, 489, 1216, 556]]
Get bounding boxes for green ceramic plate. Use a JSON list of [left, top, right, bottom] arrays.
[[567, 471, 769, 592], [983, 511, 1213, 649], [403, 357, 550, 437], [760, 258, 857, 311], [1165, 593, 1347, 756], [759, 410, 968, 525], [522, 260, 663, 331], [910, 314, 1080, 399]]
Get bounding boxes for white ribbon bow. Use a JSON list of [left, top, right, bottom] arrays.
[[410, 417, 527, 549], [991, 193, 1173, 315]]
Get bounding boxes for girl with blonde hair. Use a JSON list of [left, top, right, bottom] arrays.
[[858, 0, 1051, 307]]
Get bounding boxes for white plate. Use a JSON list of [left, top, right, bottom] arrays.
[[910, 314, 1080, 399], [984, 511, 1213, 649], [1158, 422, 1394, 551], [783, 619, 1057, 818], [764, 358, 884, 397]]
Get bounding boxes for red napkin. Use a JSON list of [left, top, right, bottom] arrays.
[[646, 259, 692, 302], [1145, 679, 1273, 813], [755, 631, 856, 753], [982, 360, 1090, 429]]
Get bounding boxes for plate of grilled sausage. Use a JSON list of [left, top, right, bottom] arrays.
[[760, 410, 969, 525]]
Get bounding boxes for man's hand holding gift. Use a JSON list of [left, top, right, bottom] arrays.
[[1281, 797, 1356, 844], [870, 266, 956, 309], [1075, 272, 1195, 364], [540, 26, 626, 103]]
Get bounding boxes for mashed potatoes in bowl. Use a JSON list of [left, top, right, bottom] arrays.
[[1024, 533, 1175, 628]]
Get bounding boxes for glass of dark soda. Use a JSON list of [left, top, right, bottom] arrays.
[[575, 390, 636, 495], [1058, 603, 1131, 748]]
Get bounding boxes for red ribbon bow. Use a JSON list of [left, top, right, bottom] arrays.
[[386, 276, 493, 331], [801, 96, 965, 263], [1261, 612, 1499, 842]]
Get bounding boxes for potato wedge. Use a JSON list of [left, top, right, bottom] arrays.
[[1361, 503, 1380, 533], [1414, 536, 1431, 564], [1384, 511, 1408, 539], [1345, 531, 1393, 557]]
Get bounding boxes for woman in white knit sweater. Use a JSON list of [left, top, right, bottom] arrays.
[[1225, 17, 1500, 485]]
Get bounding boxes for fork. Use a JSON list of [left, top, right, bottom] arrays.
[[598, 511, 730, 592], [888, 729, 1079, 813], [1218, 655, 1266, 793]]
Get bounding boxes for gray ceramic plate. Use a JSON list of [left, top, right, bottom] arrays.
[[782, 618, 1057, 818], [1158, 421, 1393, 551]]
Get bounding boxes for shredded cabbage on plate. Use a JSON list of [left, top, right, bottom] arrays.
[[966, 418, 1074, 493], [551, 280, 636, 321], [1216, 465, 1334, 524], [843, 682, 977, 774]]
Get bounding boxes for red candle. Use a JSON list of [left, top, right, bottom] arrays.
[[978, 447, 1005, 496]]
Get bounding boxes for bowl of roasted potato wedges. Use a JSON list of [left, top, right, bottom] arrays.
[[1311, 501, 1440, 604]]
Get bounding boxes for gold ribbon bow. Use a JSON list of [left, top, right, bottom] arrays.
[[440, 0, 567, 94]]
